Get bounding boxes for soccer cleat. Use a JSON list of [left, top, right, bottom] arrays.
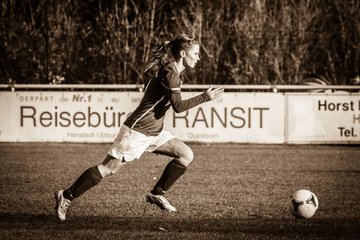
[[145, 193, 177, 212], [54, 190, 71, 221]]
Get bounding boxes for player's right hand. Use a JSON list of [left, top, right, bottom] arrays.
[[205, 85, 224, 100]]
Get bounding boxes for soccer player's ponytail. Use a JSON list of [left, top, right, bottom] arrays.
[[144, 34, 198, 75], [144, 41, 173, 74]]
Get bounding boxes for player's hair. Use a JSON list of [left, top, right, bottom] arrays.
[[144, 34, 198, 74]]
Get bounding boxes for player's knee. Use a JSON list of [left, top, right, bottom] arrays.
[[98, 159, 124, 177], [178, 146, 194, 166], [108, 166, 120, 176]]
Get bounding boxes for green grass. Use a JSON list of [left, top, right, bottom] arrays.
[[0, 143, 359, 240]]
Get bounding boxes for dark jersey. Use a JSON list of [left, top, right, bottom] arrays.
[[124, 62, 210, 136]]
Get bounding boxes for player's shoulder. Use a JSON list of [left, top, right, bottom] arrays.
[[156, 63, 181, 90], [161, 63, 180, 82]]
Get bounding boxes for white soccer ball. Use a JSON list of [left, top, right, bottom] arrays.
[[289, 189, 319, 219]]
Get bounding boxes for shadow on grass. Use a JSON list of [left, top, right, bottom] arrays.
[[0, 212, 358, 239]]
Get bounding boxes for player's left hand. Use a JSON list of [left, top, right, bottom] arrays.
[[205, 85, 224, 100]]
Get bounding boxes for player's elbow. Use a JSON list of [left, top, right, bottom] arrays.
[[172, 107, 182, 114], [172, 104, 186, 113]]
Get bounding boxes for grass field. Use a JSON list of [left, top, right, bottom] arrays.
[[0, 142, 359, 240]]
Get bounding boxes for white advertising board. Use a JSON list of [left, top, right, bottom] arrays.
[[286, 93, 360, 143], [0, 91, 285, 143]]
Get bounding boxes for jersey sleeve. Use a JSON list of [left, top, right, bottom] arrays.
[[161, 71, 211, 113]]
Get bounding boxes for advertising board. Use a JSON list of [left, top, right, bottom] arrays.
[[1, 91, 358, 144], [0, 91, 285, 143], [286, 93, 360, 143]]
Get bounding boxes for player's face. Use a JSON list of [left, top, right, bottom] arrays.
[[183, 44, 200, 69]]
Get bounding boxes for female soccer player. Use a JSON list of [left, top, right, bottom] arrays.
[[54, 33, 224, 221]]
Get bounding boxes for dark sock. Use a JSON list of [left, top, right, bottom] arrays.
[[63, 166, 103, 200], [151, 160, 187, 195]]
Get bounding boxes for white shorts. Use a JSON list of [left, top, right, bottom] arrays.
[[108, 125, 175, 162]]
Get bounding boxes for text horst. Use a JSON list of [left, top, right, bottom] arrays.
[[318, 100, 360, 111]]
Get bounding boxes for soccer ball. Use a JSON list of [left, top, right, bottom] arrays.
[[289, 189, 319, 219]]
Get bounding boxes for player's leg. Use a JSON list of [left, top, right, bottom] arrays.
[[63, 154, 127, 200], [55, 125, 149, 220], [151, 138, 193, 194], [146, 138, 193, 212], [55, 154, 127, 221]]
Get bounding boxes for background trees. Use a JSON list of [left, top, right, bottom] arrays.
[[1, 0, 359, 85]]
